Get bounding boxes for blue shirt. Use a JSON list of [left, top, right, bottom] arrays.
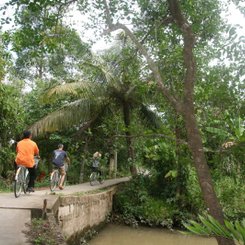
[[92, 159, 100, 168], [52, 150, 67, 167]]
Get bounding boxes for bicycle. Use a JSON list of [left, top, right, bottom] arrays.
[[89, 168, 104, 186], [14, 157, 40, 198], [50, 164, 68, 192]]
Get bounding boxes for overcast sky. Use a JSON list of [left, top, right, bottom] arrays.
[[0, 0, 244, 52], [64, 1, 245, 51]]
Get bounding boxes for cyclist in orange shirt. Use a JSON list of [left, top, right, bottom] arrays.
[[15, 130, 40, 192]]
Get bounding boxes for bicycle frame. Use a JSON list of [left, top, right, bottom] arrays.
[[50, 168, 67, 191], [89, 170, 104, 186]]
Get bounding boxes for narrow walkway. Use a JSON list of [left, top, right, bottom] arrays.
[[0, 177, 129, 245]]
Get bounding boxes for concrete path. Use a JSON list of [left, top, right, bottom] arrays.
[[0, 177, 129, 245], [0, 209, 31, 245]]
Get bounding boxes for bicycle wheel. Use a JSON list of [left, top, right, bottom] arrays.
[[23, 169, 30, 194], [90, 172, 97, 186], [58, 174, 66, 189], [63, 164, 68, 188], [50, 170, 59, 191], [14, 167, 23, 198], [99, 173, 104, 184]]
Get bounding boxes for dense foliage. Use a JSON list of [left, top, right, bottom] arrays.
[[0, 83, 25, 178], [0, 2, 244, 241], [113, 175, 176, 228]]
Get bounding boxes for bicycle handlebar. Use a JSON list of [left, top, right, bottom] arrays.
[[34, 156, 40, 168]]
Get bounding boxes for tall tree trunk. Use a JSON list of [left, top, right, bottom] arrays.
[[102, 0, 235, 243], [168, 1, 235, 244], [79, 157, 85, 183], [174, 116, 186, 204], [114, 150, 118, 177], [80, 136, 89, 183], [36, 58, 44, 80], [109, 151, 118, 178], [182, 101, 235, 245], [122, 102, 137, 175], [109, 154, 115, 177]]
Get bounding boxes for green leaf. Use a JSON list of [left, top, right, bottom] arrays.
[[165, 170, 178, 178], [198, 215, 222, 236], [206, 127, 229, 137], [224, 220, 242, 242], [206, 215, 231, 238]]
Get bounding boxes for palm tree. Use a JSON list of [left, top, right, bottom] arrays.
[[30, 45, 160, 175]]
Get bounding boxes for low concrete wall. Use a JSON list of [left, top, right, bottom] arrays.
[[57, 187, 117, 242]]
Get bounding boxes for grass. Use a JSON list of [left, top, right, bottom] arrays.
[[66, 187, 112, 197], [0, 175, 50, 193], [0, 178, 12, 193], [24, 218, 66, 245]]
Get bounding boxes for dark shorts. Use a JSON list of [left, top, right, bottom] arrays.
[[54, 164, 68, 175], [58, 166, 66, 175], [91, 166, 101, 175]]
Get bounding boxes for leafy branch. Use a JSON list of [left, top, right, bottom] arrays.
[[101, 0, 182, 113]]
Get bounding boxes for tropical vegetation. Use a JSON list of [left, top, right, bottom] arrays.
[[0, 1, 244, 244]]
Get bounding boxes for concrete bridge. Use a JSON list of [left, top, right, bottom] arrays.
[[0, 177, 129, 245]]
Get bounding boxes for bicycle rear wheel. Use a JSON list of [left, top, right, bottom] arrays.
[[90, 172, 97, 186], [99, 174, 104, 184], [50, 170, 59, 191], [57, 174, 67, 189], [23, 169, 30, 194], [14, 167, 23, 198], [62, 164, 68, 188]]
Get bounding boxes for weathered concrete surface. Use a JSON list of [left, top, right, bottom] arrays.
[[0, 177, 129, 245], [0, 193, 58, 211], [0, 177, 129, 209], [51, 177, 129, 196], [0, 209, 31, 245], [58, 187, 116, 240]]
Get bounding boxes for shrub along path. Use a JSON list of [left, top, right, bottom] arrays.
[[0, 177, 129, 245]]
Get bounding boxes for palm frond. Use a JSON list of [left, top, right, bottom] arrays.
[[125, 85, 137, 100], [138, 104, 161, 129], [80, 60, 115, 84], [29, 99, 101, 136], [43, 81, 103, 102]]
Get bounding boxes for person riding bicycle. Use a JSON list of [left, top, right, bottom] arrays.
[[15, 130, 40, 192], [91, 151, 102, 176], [52, 144, 70, 190]]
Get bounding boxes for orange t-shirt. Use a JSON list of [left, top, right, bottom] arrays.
[[15, 139, 39, 168]]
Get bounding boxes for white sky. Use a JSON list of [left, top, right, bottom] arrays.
[[65, 2, 245, 52], [222, 3, 245, 30], [62, 5, 109, 52], [0, 1, 244, 52]]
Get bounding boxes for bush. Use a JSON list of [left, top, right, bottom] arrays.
[[113, 175, 176, 228], [0, 147, 15, 178], [215, 176, 245, 220], [185, 166, 205, 214]]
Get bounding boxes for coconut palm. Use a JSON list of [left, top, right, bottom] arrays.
[[30, 46, 160, 175]]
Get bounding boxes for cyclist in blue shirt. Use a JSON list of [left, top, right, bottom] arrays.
[[52, 144, 70, 190], [92, 151, 102, 176]]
